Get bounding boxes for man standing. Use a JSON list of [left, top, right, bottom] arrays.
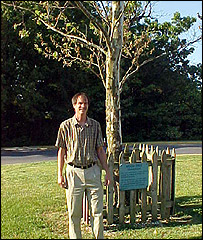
[[55, 92, 111, 239]]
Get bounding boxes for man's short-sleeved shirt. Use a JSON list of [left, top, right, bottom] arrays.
[[55, 115, 104, 166]]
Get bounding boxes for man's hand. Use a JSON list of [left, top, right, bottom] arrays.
[[97, 146, 112, 186], [58, 175, 68, 189], [58, 175, 64, 187], [104, 170, 111, 186]]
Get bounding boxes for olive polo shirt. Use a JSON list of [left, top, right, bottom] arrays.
[[55, 115, 104, 166]]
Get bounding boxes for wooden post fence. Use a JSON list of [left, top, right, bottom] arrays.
[[82, 143, 176, 225]]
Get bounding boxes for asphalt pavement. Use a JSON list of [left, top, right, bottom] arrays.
[[1, 147, 58, 165], [1, 143, 202, 165]]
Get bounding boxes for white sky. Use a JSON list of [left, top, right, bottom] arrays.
[[151, 1, 202, 65]]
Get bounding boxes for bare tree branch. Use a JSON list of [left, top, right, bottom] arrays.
[[119, 52, 165, 92], [100, 1, 110, 23], [134, 1, 152, 22], [72, 1, 111, 50], [95, 53, 106, 88], [92, 1, 111, 28], [40, 18, 107, 55], [120, 34, 202, 92]]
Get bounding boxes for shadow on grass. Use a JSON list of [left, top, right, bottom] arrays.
[[103, 195, 202, 232], [172, 195, 202, 225], [188, 236, 202, 239]]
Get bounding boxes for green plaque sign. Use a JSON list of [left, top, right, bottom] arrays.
[[119, 162, 148, 191]]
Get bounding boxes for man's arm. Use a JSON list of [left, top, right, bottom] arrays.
[[97, 146, 111, 186], [57, 147, 66, 188]]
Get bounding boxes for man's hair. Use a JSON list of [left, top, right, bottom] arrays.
[[72, 92, 90, 106]]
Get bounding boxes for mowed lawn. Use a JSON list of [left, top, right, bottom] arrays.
[[1, 154, 202, 239]]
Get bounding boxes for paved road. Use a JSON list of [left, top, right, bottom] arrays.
[[1, 143, 202, 165], [1, 148, 58, 165]]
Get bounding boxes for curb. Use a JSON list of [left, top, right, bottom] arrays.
[[1, 146, 56, 152]]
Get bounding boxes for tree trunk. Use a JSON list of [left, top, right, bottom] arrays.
[[106, 1, 124, 224], [106, 1, 124, 162]]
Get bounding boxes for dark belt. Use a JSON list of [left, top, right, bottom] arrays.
[[68, 162, 95, 169]]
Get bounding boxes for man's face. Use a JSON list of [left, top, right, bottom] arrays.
[[73, 95, 89, 115]]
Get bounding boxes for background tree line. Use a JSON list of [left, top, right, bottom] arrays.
[[1, 2, 202, 147]]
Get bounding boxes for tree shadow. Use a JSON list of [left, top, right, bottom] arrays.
[[172, 195, 202, 225], [103, 195, 202, 231]]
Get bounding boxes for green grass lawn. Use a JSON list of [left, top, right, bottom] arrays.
[[1, 155, 202, 239]]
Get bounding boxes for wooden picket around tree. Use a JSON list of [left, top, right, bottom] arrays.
[[82, 143, 176, 225]]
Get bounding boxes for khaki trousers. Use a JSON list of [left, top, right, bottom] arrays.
[[65, 163, 104, 239]]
